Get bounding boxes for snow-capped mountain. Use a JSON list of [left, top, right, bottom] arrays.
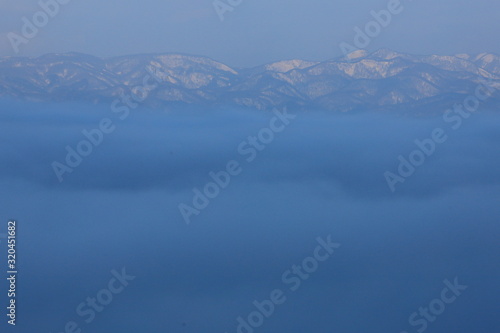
[[1, 49, 499, 112]]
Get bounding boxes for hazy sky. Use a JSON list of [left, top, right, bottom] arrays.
[[0, 0, 499, 67]]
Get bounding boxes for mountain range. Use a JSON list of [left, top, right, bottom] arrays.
[[1, 49, 499, 113]]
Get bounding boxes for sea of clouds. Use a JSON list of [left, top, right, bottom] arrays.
[[0, 99, 499, 333]]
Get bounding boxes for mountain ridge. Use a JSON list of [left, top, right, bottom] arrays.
[[1, 49, 499, 112]]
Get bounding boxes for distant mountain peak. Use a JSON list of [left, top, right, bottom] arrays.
[[344, 49, 369, 61], [0, 50, 498, 112], [264, 59, 319, 73], [370, 48, 403, 60]]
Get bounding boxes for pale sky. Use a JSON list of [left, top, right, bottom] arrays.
[[0, 0, 499, 67]]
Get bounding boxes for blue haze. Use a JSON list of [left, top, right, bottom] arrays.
[[0, 100, 499, 332]]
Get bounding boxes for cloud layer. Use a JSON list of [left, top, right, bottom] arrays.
[[0, 100, 499, 333]]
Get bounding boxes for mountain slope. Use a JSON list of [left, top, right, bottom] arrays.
[[0, 50, 499, 112]]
